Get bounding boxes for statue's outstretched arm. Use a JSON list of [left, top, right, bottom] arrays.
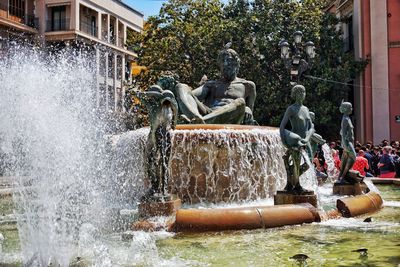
[[311, 133, 326, 144]]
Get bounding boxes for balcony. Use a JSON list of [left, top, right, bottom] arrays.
[[80, 20, 97, 37], [46, 18, 70, 32], [0, 2, 38, 29]]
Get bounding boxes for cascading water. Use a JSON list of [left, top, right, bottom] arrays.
[[108, 127, 148, 206], [321, 143, 339, 180], [169, 128, 287, 203], [0, 46, 145, 266], [112, 126, 318, 205]]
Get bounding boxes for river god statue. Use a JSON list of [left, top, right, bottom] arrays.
[[160, 46, 257, 125]]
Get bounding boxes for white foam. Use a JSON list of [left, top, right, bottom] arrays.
[[384, 201, 400, 208], [319, 217, 400, 230]]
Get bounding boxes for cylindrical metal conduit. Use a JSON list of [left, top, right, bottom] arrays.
[[174, 203, 320, 232], [336, 192, 383, 217]]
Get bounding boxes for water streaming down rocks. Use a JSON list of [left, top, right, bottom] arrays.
[[169, 128, 287, 203], [111, 125, 318, 204], [108, 128, 148, 206], [322, 143, 339, 180]]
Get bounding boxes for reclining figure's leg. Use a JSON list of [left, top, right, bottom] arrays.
[[203, 98, 246, 124]]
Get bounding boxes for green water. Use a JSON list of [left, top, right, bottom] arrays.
[[157, 185, 400, 267], [1, 185, 399, 266], [157, 216, 400, 266]]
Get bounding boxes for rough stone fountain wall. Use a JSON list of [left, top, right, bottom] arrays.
[[169, 128, 287, 204], [110, 126, 288, 205]]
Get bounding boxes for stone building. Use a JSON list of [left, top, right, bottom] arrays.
[[0, 0, 144, 112], [326, 0, 400, 143]]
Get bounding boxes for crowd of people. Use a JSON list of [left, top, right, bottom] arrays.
[[313, 139, 400, 179]]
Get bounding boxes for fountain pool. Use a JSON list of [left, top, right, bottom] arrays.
[[1, 184, 399, 266], [0, 47, 399, 267]]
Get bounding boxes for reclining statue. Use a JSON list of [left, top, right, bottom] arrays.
[[156, 46, 257, 125]]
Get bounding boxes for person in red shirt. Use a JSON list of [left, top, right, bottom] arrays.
[[332, 148, 341, 171], [352, 150, 369, 177]]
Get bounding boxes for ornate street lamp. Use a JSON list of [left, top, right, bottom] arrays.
[[279, 31, 316, 84], [279, 40, 290, 59], [293, 30, 303, 44]]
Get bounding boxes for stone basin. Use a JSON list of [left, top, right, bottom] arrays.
[[169, 124, 287, 204]]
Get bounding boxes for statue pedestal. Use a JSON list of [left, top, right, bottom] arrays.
[[274, 191, 318, 208], [138, 197, 182, 219], [332, 182, 369, 196]]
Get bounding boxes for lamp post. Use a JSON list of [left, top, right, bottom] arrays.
[[279, 31, 315, 84]]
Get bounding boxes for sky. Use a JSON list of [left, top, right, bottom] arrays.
[[124, 0, 229, 19], [124, 0, 165, 18]]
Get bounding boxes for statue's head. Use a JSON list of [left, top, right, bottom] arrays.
[[339, 101, 352, 114], [291, 85, 306, 102], [157, 71, 179, 90], [218, 48, 240, 81]]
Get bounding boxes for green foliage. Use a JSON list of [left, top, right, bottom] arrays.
[[129, 0, 231, 88], [128, 0, 368, 139]]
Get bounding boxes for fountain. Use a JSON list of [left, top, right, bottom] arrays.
[[169, 124, 288, 203], [0, 45, 398, 267], [126, 48, 381, 233]]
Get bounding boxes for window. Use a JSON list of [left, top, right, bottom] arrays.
[[51, 6, 66, 31], [348, 16, 354, 51], [109, 22, 115, 43], [91, 16, 96, 36], [9, 0, 25, 19], [343, 15, 354, 53]]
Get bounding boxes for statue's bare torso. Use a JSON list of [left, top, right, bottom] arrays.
[[287, 104, 312, 139], [193, 78, 255, 111]]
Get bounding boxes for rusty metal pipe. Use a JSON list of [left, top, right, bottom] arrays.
[[173, 203, 320, 232], [336, 192, 383, 217]]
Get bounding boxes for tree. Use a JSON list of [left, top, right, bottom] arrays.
[[128, 0, 368, 139], [128, 0, 231, 88]]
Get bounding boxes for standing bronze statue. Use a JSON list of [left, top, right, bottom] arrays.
[[138, 85, 178, 201], [280, 85, 315, 193], [337, 101, 363, 184], [160, 46, 257, 125]]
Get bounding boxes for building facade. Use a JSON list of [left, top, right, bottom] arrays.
[[0, 0, 144, 112], [0, 0, 38, 44], [326, 0, 400, 144]]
